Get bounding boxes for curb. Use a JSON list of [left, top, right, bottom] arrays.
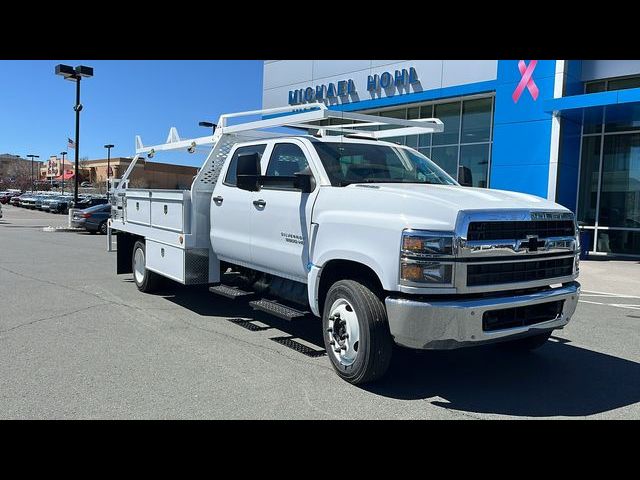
[[42, 226, 84, 233]]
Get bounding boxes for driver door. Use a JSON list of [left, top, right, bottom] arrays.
[[250, 141, 319, 282]]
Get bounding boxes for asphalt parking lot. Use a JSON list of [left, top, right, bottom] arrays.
[[1, 204, 639, 419]]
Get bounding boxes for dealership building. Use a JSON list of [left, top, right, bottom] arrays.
[[262, 60, 640, 256]]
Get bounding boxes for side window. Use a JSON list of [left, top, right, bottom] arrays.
[[224, 144, 266, 186], [265, 143, 310, 178]]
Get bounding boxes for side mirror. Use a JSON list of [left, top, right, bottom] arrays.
[[236, 152, 261, 192], [458, 165, 473, 187], [294, 172, 315, 193]]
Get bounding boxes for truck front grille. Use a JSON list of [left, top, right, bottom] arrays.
[[467, 257, 574, 287], [482, 300, 564, 332], [467, 220, 575, 241]]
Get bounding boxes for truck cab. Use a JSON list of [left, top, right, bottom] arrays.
[[110, 104, 580, 385]]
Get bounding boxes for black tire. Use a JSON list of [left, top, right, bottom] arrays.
[[322, 279, 393, 385], [132, 240, 162, 293], [99, 221, 108, 235], [499, 331, 552, 351]]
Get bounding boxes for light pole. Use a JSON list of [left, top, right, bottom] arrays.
[[60, 151, 67, 194], [55, 64, 94, 205], [104, 144, 114, 200], [26, 154, 39, 192]]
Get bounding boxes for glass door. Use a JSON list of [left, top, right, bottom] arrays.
[[577, 129, 640, 255]]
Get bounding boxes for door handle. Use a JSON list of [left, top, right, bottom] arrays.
[[213, 196, 224, 204], [253, 199, 266, 208]]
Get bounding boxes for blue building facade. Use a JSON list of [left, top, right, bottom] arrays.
[[262, 60, 640, 256]]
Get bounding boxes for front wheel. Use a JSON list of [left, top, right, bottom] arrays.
[[132, 240, 162, 293], [322, 279, 393, 385], [99, 221, 108, 235]]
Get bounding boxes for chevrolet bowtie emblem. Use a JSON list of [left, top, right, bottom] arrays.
[[521, 235, 545, 252]]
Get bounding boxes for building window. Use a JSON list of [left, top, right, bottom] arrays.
[[578, 75, 640, 256], [361, 95, 495, 188], [585, 75, 640, 94]]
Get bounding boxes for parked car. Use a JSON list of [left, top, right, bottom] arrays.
[[40, 195, 67, 213], [34, 195, 50, 210], [71, 197, 108, 210], [47, 196, 73, 214], [76, 204, 111, 234], [10, 194, 24, 206], [0, 202, 3, 219], [19, 194, 37, 209], [40, 196, 56, 212], [1, 191, 21, 204]]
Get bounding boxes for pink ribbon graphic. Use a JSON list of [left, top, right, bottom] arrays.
[[512, 60, 539, 103]]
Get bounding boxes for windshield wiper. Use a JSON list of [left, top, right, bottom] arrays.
[[356, 178, 440, 185]]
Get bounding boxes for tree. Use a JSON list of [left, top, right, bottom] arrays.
[[77, 156, 91, 183], [5, 158, 37, 191], [128, 177, 149, 189]]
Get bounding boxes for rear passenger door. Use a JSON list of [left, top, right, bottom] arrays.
[[210, 143, 267, 267], [250, 141, 319, 282]]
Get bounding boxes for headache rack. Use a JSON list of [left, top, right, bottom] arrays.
[[107, 103, 443, 285]]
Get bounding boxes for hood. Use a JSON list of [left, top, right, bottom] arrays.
[[358, 183, 567, 212], [314, 183, 571, 232]]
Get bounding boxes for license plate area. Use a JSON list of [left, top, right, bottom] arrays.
[[482, 300, 564, 332]]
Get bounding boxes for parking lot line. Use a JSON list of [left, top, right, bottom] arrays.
[[581, 290, 640, 300], [579, 299, 640, 311]]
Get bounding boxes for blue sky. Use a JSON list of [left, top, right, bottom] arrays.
[[0, 60, 264, 167]]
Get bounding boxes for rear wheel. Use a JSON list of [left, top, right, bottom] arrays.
[[99, 221, 108, 235], [132, 240, 162, 293], [322, 279, 393, 385]]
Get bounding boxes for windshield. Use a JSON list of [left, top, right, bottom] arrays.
[[312, 141, 458, 187]]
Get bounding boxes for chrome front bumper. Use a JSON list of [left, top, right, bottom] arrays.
[[385, 282, 580, 350]]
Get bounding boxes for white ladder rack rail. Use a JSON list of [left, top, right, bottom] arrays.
[[114, 102, 444, 198], [131, 103, 444, 156]]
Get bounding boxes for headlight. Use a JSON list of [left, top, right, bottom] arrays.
[[401, 261, 453, 284], [402, 231, 453, 257], [400, 230, 455, 287]]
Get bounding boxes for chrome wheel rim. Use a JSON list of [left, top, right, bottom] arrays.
[[133, 247, 145, 285], [327, 298, 360, 366]]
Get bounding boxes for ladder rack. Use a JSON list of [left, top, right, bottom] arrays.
[[133, 102, 444, 155], [114, 103, 444, 197]]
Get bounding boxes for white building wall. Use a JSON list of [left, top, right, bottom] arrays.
[[262, 60, 498, 109]]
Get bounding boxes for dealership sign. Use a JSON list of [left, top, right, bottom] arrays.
[[46, 159, 60, 177], [288, 66, 419, 105]]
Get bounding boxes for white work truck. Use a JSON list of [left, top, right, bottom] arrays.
[[109, 103, 580, 385]]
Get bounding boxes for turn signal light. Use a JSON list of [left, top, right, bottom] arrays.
[[401, 263, 424, 282]]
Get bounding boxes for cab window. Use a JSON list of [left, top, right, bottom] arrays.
[[265, 143, 310, 177]]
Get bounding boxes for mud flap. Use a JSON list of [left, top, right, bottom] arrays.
[[116, 232, 135, 274]]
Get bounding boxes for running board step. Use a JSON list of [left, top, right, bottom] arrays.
[[209, 284, 255, 299], [249, 299, 308, 321]]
